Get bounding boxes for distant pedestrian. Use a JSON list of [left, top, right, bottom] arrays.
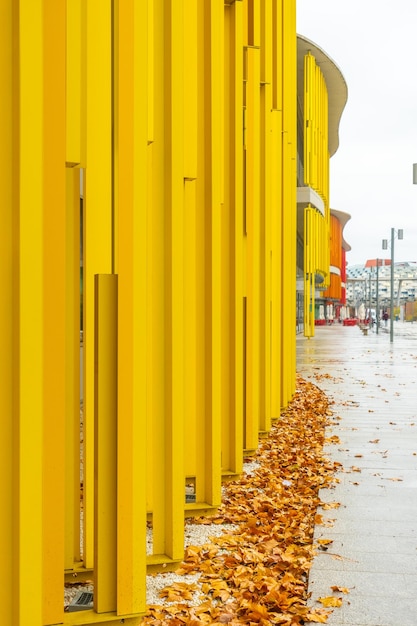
[[382, 311, 389, 326]]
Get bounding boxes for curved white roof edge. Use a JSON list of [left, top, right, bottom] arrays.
[[297, 34, 348, 157]]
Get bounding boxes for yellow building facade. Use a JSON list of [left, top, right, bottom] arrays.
[[296, 36, 348, 337], [1, 1, 298, 624]]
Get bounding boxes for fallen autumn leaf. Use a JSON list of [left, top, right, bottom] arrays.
[[140, 375, 339, 625]]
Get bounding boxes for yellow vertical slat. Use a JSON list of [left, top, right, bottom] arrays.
[[270, 0, 283, 418], [15, 1, 44, 622], [208, 0, 222, 505], [183, 177, 198, 486], [244, 41, 261, 452], [183, 0, 198, 496], [184, 0, 197, 181], [304, 206, 314, 338], [43, 1, 67, 622], [147, 0, 163, 557], [153, 0, 185, 561], [0, 1, 13, 621], [66, 0, 85, 167], [116, 0, 147, 614], [84, 0, 113, 570], [270, 109, 282, 417], [281, 0, 296, 406], [222, 0, 244, 476], [233, 0, 244, 474], [65, 168, 81, 571], [222, 0, 233, 476], [94, 275, 117, 614], [259, 0, 272, 433], [147, 0, 154, 144]]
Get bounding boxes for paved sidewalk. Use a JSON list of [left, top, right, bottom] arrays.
[[297, 322, 417, 626]]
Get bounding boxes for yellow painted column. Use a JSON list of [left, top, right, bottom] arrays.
[[94, 275, 117, 614], [84, 0, 113, 569], [184, 0, 224, 504], [206, 0, 223, 506], [304, 207, 315, 337], [64, 169, 81, 571], [270, 109, 283, 417], [66, 0, 86, 168], [116, 0, 147, 614], [146, 0, 163, 554], [163, 0, 185, 558], [64, 0, 84, 575], [244, 9, 261, 451], [281, 0, 297, 406], [149, 0, 184, 563], [0, 1, 14, 621], [14, 1, 44, 622], [222, 0, 244, 477], [232, 0, 244, 475], [182, 0, 199, 503], [259, 0, 273, 434], [42, 1, 67, 622], [270, 0, 283, 418]]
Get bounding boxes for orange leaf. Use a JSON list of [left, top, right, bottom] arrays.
[[331, 585, 350, 594], [318, 596, 343, 607], [305, 611, 330, 623]]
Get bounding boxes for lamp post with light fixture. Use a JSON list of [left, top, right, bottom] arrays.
[[382, 228, 403, 342]]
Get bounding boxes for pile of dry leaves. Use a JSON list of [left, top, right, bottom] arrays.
[[141, 375, 340, 625]]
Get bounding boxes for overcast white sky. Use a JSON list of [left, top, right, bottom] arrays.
[[297, 0, 417, 267]]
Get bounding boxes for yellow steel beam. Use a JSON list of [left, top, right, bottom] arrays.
[[228, 2, 244, 472], [94, 275, 117, 614], [146, 0, 163, 549], [221, 0, 244, 477], [206, 0, 223, 505], [183, 0, 199, 503], [270, 0, 283, 418], [84, 0, 113, 570], [259, 0, 272, 434], [149, 0, 184, 563], [66, 0, 86, 167], [281, 0, 297, 406], [163, 0, 185, 558], [270, 109, 283, 417], [0, 1, 13, 621], [42, 1, 67, 622], [184, 0, 197, 182], [222, 2, 232, 475], [64, 168, 81, 571], [14, 1, 44, 622], [116, 0, 147, 614], [183, 176, 198, 489], [147, 0, 154, 144], [244, 41, 261, 452]]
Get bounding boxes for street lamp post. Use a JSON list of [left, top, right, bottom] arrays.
[[382, 228, 403, 342]]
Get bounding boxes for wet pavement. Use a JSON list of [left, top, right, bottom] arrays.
[[297, 322, 417, 626]]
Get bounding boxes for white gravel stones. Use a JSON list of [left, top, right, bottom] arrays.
[[146, 572, 202, 606], [242, 459, 262, 475]]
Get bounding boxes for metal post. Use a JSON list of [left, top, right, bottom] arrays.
[[369, 267, 372, 321], [390, 228, 394, 342], [376, 259, 379, 334]]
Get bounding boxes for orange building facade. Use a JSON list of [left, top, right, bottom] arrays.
[[320, 208, 351, 319]]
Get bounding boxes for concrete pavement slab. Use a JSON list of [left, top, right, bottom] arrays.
[[297, 322, 417, 626]]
